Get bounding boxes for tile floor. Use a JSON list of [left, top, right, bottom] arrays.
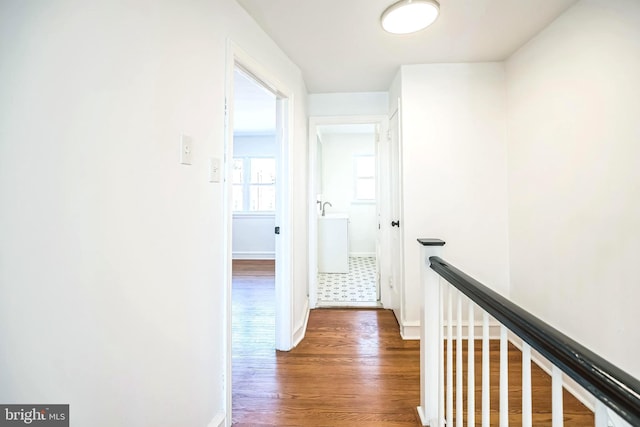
[[317, 257, 378, 306]]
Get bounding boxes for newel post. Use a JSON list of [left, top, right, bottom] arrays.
[[417, 238, 446, 426]]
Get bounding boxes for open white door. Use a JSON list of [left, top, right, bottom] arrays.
[[274, 96, 292, 351], [388, 105, 403, 321]]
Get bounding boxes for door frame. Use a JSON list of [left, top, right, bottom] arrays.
[[307, 115, 389, 308], [387, 105, 405, 325], [224, 39, 294, 425]]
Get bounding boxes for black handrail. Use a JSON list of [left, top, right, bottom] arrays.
[[429, 256, 640, 426]]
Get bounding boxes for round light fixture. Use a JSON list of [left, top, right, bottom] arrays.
[[381, 0, 440, 35]]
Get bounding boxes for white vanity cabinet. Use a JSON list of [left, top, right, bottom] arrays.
[[318, 213, 349, 273]]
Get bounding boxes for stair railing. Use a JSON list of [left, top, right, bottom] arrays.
[[417, 238, 640, 427]]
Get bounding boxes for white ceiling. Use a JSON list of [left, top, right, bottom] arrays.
[[236, 0, 579, 93], [233, 68, 276, 133]]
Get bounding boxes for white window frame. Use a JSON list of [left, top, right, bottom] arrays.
[[353, 154, 376, 202], [232, 156, 276, 213]]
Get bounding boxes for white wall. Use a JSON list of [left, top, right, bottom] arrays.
[[0, 1, 307, 426], [320, 132, 377, 256], [232, 214, 276, 259], [308, 92, 389, 116], [506, 0, 640, 378], [399, 63, 511, 334]]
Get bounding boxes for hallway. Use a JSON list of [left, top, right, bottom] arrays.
[[232, 260, 421, 426], [231, 261, 593, 426]]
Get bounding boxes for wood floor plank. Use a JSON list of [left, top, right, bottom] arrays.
[[231, 260, 594, 426]]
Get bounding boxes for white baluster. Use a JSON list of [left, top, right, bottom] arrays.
[[608, 404, 632, 427], [447, 287, 453, 426], [439, 280, 445, 427], [500, 325, 509, 427], [522, 342, 532, 427], [457, 292, 464, 427], [594, 401, 608, 427], [482, 312, 490, 427], [552, 366, 564, 427], [468, 303, 475, 426]]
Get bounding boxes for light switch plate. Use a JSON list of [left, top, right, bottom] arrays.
[[209, 157, 221, 183], [180, 135, 193, 165]]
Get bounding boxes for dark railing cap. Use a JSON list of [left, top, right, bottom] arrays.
[[417, 238, 446, 246]]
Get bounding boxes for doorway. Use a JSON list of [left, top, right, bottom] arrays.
[[224, 41, 294, 426], [308, 116, 390, 309]]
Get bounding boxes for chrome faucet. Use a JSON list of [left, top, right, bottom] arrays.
[[321, 202, 332, 216]]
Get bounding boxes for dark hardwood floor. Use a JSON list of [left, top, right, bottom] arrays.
[[231, 260, 593, 427]]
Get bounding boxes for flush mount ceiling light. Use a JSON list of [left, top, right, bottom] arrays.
[[381, 0, 440, 35]]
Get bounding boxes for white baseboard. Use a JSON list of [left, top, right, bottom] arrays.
[[207, 411, 225, 427], [399, 320, 502, 341], [417, 406, 427, 426], [316, 301, 381, 308], [292, 298, 310, 348], [349, 252, 376, 258], [401, 321, 421, 340], [232, 251, 275, 260]]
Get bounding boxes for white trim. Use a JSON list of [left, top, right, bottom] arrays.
[[349, 252, 376, 258], [399, 320, 503, 341], [400, 320, 421, 340], [234, 130, 276, 137], [206, 411, 226, 427], [223, 39, 235, 427], [417, 406, 428, 426], [232, 251, 275, 260], [292, 298, 310, 347], [316, 301, 381, 308], [232, 212, 275, 219]]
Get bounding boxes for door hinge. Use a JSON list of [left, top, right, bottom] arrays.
[[275, 226, 280, 235]]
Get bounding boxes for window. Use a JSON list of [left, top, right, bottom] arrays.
[[232, 157, 276, 212], [354, 155, 375, 200]]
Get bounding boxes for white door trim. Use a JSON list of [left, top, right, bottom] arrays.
[[388, 101, 405, 327], [308, 115, 389, 309], [224, 39, 295, 426]]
